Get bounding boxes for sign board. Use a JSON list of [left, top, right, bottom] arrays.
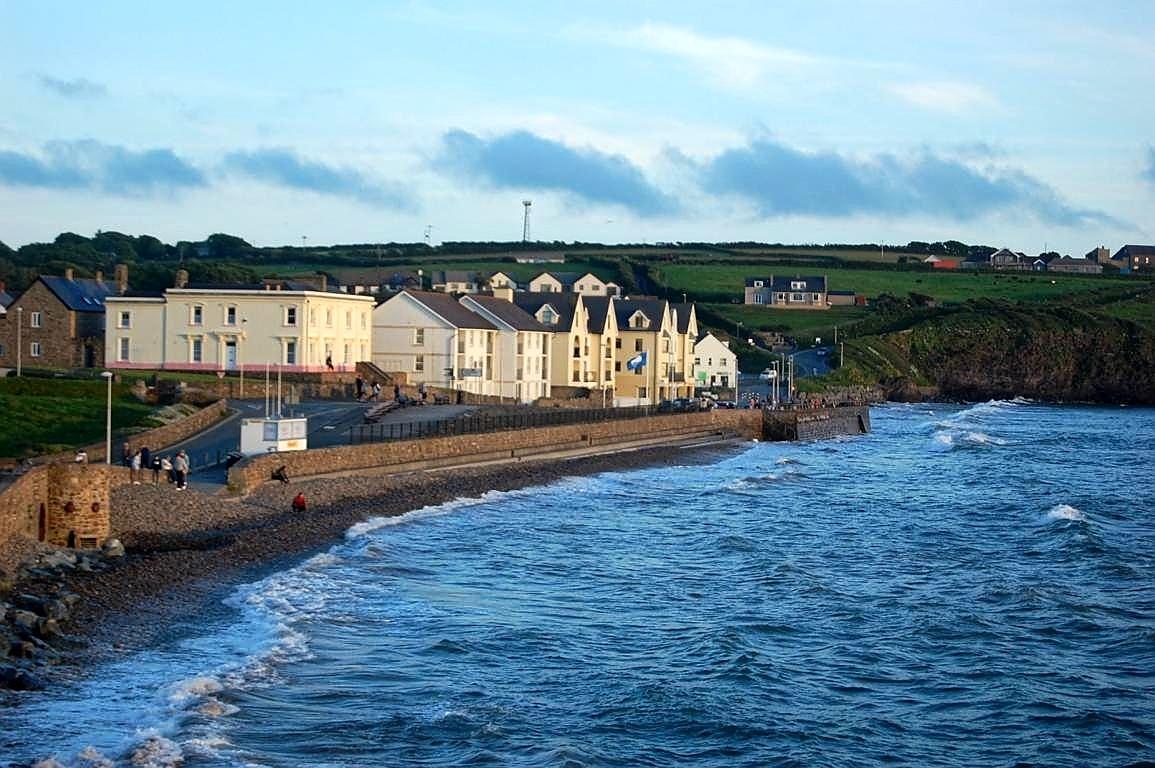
[[460, 368, 482, 378]]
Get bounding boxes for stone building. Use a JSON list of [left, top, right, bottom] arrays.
[[0, 266, 126, 371]]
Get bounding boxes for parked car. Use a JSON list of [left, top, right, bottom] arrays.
[[758, 368, 777, 381]]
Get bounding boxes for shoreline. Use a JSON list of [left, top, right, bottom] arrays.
[[4, 439, 747, 688]]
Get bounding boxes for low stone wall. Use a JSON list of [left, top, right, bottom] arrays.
[[122, 400, 230, 455], [763, 406, 872, 442], [0, 464, 113, 549], [229, 409, 761, 494]]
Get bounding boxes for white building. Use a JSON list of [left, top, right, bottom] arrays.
[[692, 332, 737, 390], [459, 295, 551, 403], [372, 290, 499, 396], [104, 279, 374, 372]]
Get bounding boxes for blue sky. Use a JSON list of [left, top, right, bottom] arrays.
[[2, 1, 1153, 255]]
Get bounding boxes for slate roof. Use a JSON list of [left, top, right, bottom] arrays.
[[770, 276, 827, 292], [541, 271, 580, 288], [0, 289, 13, 309], [744, 276, 773, 287], [39, 276, 116, 313], [463, 295, 548, 332], [1115, 245, 1155, 259], [582, 296, 613, 334], [431, 270, 479, 287], [514, 291, 578, 330], [671, 302, 695, 334], [613, 298, 668, 330], [401, 290, 497, 330]]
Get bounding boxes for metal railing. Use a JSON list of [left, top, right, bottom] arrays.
[[348, 404, 663, 445]]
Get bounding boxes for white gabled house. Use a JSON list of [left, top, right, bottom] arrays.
[[459, 295, 551, 403], [693, 332, 737, 389], [372, 290, 499, 396]]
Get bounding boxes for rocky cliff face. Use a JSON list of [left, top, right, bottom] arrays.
[[890, 305, 1155, 404]]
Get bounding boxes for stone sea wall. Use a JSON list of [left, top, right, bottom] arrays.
[[762, 406, 872, 442], [229, 409, 762, 493]]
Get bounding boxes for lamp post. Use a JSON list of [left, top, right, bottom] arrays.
[[16, 307, 23, 376], [101, 371, 113, 464]]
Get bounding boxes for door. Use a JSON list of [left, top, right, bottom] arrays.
[[225, 341, 238, 370]]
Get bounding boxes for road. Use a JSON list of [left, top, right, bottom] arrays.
[[157, 399, 475, 490], [738, 347, 833, 404]]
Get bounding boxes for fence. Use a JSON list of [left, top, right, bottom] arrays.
[[348, 405, 663, 445]]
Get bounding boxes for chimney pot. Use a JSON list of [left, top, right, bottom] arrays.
[[95, 270, 104, 283], [115, 264, 128, 295], [175, 269, 189, 289]]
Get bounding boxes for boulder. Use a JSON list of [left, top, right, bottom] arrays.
[[0, 664, 45, 691], [8, 609, 39, 634], [103, 539, 126, 558]]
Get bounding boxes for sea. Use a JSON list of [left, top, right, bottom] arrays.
[[2, 401, 1154, 767]]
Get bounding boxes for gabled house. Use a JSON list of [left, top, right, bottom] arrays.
[[572, 272, 618, 297], [581, 295, 619, 401], [513, 292, 593, 389], [612, 298, 676, 405], [0, 266, 126, 370], [693, 332, 737, 389], [485, 271, 519, 290], [372, 290, 499, 396], [528, 271, 580, 293], [430, 270, 480, 294], [459, 294, 551, 403], [670, 302, 699, 396], [989, 248, 1029, 271], [745, 275, 829, 309]]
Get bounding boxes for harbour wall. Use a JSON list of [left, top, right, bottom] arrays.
[[762, 406, 872, 442]]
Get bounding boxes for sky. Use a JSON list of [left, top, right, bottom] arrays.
[[2, 1, 1153, 255]]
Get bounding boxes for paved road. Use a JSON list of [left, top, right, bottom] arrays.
[[157, 399, 475, 490]]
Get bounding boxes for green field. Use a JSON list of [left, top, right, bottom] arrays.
[[654, 264, 1127, 304], [708, 304, 869, 341], [0, 378, 156, 458]]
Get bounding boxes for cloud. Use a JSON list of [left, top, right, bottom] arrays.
[[1143, 146, 1155, 187], [579, 22, 813, 90], [689, 138, 1115, 226], [435, 129, 678, 216], [889, 81, 998, 113], [0, 139, 205, 195], [222, 148, 412, 209], [37, 75, 107, 99]]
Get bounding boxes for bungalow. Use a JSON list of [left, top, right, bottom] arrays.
[[1048, 256, 1103, 275], [744, 275, 829, 309]]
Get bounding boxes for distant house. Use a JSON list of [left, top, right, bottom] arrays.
[[1048, 257, 1103, 275], [1114, 245, 1155, 274], [692, 332, 736, 390], [430, 270, 480, 294], [744, 275, 829, 310], [923, 256, 961, 270], [989, 248, 1029, 271], [513, 252, 566, 264], [528, 271, 580, 293], [0, 266, 127, 370], [485, 271, 519, 290]]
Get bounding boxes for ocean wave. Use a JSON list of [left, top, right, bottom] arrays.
[[1046, 504, 1087, 522], [929, 429, 1007, 452]]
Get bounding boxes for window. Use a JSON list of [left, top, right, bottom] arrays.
[[753, 280, 764, 288], [226, 306, 237, 325], [30, 312, 42, 328], [285, 307, 297, 326], [791, 293, 804, 302], [0, 343, 5, 357], [639, 387, 647, 398], [694, 357, 701, 365], [791, 281, 806, 290], [191, 338, 203, 363], [635, 339, 643, 352], [361, 312, 367, 330], [118, 311, 131, 329], [754, 294, 765, 305], [414, 328, 425, 346], [615, 338, 622, 349], [457, 337, 465, 354], [191, 305, 203, 326], [325, 309, 333, 327], [343, 343, 350, 364], [285, 340, 297, 365], [31, 341, 43, 358], [345, 311, 351, 329], [540, 307, 556, 325], [415, 354, 425, 372], [117, 338, 128, 361]]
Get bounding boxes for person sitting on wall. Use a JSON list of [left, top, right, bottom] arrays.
[[272, 466, 290, 485], [292, 492, 307, 513]]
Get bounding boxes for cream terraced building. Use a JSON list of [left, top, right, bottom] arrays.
[[104, 282, 374, 372]]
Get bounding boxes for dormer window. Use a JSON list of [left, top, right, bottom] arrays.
[[790, 281, 806, 291], [630, 312, 649, 329], [539, 306, 556, 325], [753, 280, 764, 288]]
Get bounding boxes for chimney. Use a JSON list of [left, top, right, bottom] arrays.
[[115, 264, 128, 295], [65, 267, 74, 281], [95, 270, 104, 283], [175, 269, 189, 289], [319, 274, 327, 292]]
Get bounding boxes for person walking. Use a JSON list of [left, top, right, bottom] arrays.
[[140, 446, 151, 474], [355, 375, 365, 401], [172, 451, 189, 490], [150, 454, 162, 485], [161, 455, 173, 484], [130, 450, 142, 485], [372, 381, 381, 401]]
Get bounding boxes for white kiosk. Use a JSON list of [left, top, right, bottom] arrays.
[[240, 416, 308, 456]]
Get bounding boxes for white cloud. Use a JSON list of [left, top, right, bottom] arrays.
[[889, 81, 999, 114], [583, 22, 815, 90]]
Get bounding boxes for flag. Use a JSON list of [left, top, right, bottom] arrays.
[[626, 351, 647, 372]]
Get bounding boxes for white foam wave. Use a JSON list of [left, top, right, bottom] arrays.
[[1047, 504, 1087, 522], [345, 487, 525, 540], [929, 432, 955, 451], [125, 733, 183, 768]]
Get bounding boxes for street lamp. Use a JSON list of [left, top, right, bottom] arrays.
[[101, 371, 113, 465], [16, 306, 23, 377]]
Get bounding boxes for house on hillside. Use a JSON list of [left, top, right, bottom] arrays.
[[744, 276, 829, 309], [528, 271, 580, 294], [372, 290, 499, 396], [1114, 245, 1154, 274], [693, 333, 737, 390], [514, 252, 566, 264], [430, 270, 480, 294], [459, 294, 551, 403], [105, 269, 373, 372], [0, 266, 127, 370], [485, 271, 519, 290], [989, 248, 1029, 270]]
